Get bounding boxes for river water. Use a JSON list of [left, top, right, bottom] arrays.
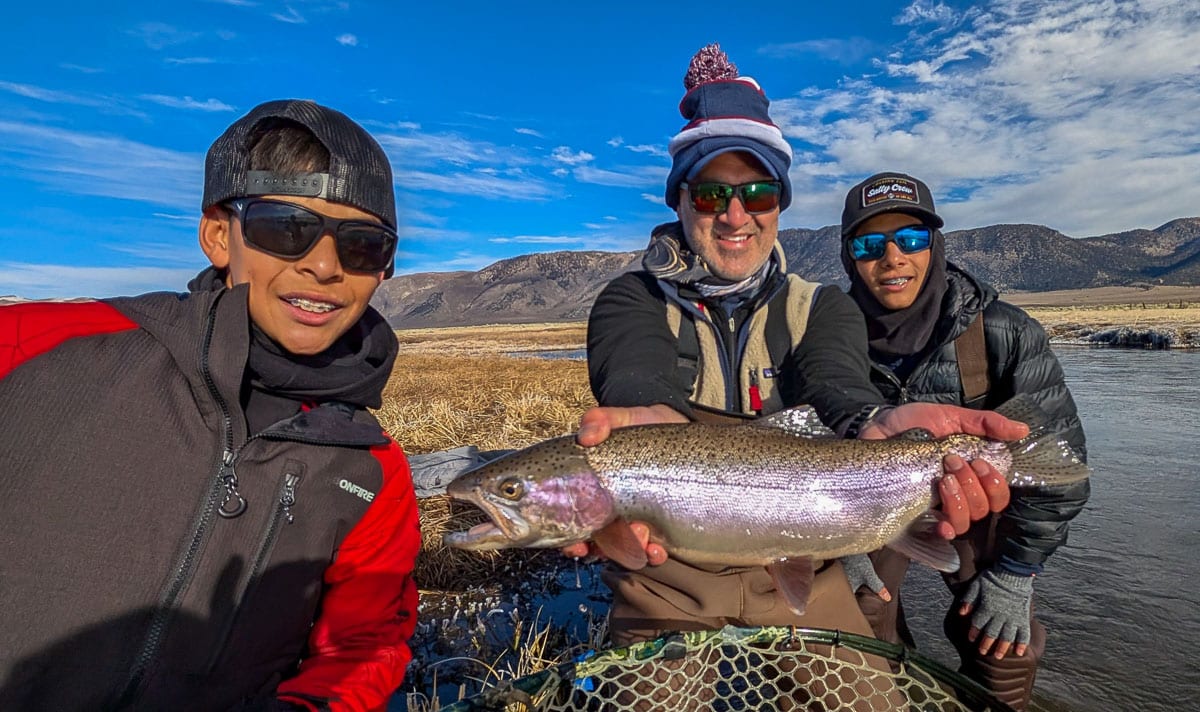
[[899, 347, 1200, 711]]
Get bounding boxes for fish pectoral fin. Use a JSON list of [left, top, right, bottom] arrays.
[[888, 517, 960, 572], [591, 519, 649, 570], [767, 558, 815, 616]]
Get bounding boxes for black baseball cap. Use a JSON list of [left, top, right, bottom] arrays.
[[841, 171, 944, 237], [202, 99, 398, 276]]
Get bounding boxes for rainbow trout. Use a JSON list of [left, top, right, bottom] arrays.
[[444, 396, 1090, 613]]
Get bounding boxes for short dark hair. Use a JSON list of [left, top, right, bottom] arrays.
[[247, 118, 331, 174]]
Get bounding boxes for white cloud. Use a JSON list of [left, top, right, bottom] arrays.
[[552, 167, 569, 177], [271, 6, 305, 23], [607, 136, 624, 147], [573, 164, 666, 188], [0, 263, 199, 300], [129, 22, 201, 50], [624, 143, 669, 159], [165, 56, 219, 65], [896, 0, 962, 27], [140, 94, 235, 112], [773, 0, 1200, 236], [59, 63, 103, 74], [641, 192, 662, 204], [0, 81, 142, 116], [551, 146, 594, 165], [365, 119, 421, 131], [515, 127, 544, 137], [758, 38, 875, 64], [0, 121, 201, 210], [336, 33, 358, 46], [393, 168, 554, 200], [376, 131, 531, 168]]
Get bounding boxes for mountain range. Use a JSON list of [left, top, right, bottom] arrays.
[[371, 218, 1200, 329]]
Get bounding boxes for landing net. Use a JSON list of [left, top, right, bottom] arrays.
[[438, 625, 1015, 711]]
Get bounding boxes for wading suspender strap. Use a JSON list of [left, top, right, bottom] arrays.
[[675, 306, 701, 397], [955, 313, 990, 407]]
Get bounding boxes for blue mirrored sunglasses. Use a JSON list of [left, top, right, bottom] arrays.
[[848, 225, 933, 261]]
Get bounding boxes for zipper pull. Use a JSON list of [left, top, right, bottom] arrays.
[[280, 473, 299, 524], [218, 449, 247, 519], [749, 369, 763, 414]]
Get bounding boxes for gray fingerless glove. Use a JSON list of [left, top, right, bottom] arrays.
[[959, 568, 1034, 645], [840, 553, 887, 596]]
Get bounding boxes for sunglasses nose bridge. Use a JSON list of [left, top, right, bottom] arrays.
[[292, 231, 346, 277]]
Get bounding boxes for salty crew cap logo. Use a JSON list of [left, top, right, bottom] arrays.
[[841, 171, 944, 237], [861, 177, 920, 208]]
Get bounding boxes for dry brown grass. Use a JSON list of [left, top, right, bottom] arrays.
[[394, 322, 586, 357], [376, 352, 592, 454]]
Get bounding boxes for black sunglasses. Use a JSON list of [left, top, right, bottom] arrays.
[[847, 225, 933, 261], [225, 198, 397, 274], [681, 180, 782, 214]]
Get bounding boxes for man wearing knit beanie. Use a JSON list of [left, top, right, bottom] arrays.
[[573, 45, 1025, 670]]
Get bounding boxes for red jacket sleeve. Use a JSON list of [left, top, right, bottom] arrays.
[[0, 301, 137, 379], [277, 437, 420, 712]]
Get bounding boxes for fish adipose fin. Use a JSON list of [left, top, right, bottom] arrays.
[[767, 558, 815, 615], [592, 519, 649, 570], [888, 514, 960, 573], [755, 406, 838, 439]]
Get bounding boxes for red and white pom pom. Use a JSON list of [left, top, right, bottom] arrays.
[[684, 43, 739, 90]]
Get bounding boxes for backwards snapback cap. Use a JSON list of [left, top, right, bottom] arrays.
[[665, 44, 793, 211], [203, 99, 398, 276], [841, 171, 943, 237]]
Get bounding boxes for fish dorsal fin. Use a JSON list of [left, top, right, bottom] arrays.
[[767, 557, 815, 615], [755, 406, 838, 439], [895, 427, 937, 442], [591, 519, 649, 570], [887, 515, 960, 572], [992, 393, 1049, 430]]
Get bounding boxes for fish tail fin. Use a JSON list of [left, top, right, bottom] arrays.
[[1006, 430, 1091, 487], [994, 394, 1091, 487]]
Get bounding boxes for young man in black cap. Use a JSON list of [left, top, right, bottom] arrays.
[[569, 44, 1027, 649], [0, 99, 417, 711], [840, 171, 1090, 710]]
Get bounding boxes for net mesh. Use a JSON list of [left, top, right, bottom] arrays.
[[438, 626, 1014, 712]]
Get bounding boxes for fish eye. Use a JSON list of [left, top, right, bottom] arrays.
[[499, 478, 524, 500]]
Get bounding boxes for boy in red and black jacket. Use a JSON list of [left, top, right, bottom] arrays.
[[0, 100, 418, 712]]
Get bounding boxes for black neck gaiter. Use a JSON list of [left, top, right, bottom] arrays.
[[841, 230, 949, 359]]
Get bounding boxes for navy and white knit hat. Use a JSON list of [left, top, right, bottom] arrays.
[[665, 44, 794, 211]]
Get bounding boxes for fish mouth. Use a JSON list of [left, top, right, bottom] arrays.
[[443, 489, 534, 549], [443, 520, 517, 550]]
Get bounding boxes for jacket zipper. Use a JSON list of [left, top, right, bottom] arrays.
[[116, 298, 235, 708], [696, 277, 787, 413], [205, 469, 303, 673]]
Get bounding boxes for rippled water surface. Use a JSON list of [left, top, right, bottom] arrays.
[[901, 347, 1200, 711]]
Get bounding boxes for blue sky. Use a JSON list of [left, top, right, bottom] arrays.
[[3, 0, 1199, 298]]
